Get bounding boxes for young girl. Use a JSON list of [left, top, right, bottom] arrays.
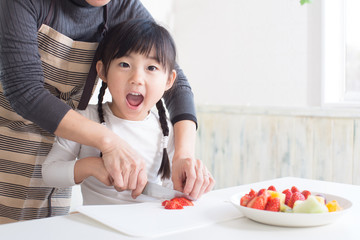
[[42, 19, 177, 205]]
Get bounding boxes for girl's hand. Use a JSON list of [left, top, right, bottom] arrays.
[[74, 157, 112, 186], [172, 157, 215, 200], [100, 135, 148, 198]]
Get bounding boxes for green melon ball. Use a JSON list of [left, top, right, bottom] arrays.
[[293, 196, 329, 213]]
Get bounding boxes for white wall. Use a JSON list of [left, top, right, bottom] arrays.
[[91, 0, 321, 108], [171, 0, 318, 107]]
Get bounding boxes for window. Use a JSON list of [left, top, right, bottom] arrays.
[[322, 0, 360, 106]]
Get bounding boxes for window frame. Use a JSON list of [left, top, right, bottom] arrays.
[[322, 0, 360, 107]]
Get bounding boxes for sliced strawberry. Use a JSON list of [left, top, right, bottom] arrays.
[[287, 191, 305, 208], [282, 189, 292, 205], [164, 201, 183, 209], [247, 196, 266, 210], [162, 200, 170, 206], [291, 186, 300, 193], [240, 189, 257, 206], [258, 189, 270, 201], [257, 188, 267, 196], [240, 194, 255, 206], [248, 189, 269, 210], [265, 197, 280, 212], [171, 197, 194, 206], [248, 189, 257, 197], [301, 190, 311, 199], [267, 185, 277, 192]]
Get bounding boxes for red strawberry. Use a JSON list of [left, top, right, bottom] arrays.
[[240, 189, 257, 206], [291, 186, 300, 193], [164, 201, 183, 209], [171, 197, 194, 206], [162, 200, 170, 206], [240, 194, 255, 206], [301, 190, 311, 199], [267, 185, 277, 191], [265, 197, 280, 212], [247, 196, 266, 210], [248, 189, 257, 197], [282, 189, 292, 205], [287, 191, 305, 208], [257, 188, 267, 196]]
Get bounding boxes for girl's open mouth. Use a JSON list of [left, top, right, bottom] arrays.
[[126, 92, 144, 108]]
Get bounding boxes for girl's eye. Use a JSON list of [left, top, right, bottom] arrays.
[[119, 62, 129, 68], [148, 65, 158, 71]]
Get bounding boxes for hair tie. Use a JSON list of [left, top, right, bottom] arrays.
[[161, 136, 169, 149]]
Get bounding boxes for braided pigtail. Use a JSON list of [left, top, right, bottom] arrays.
[[97, 81, 107, 157], [156, 99, 171, 180], [97, 81, 108, 124]]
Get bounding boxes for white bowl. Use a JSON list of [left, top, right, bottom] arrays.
[[230, 192, 352, 227]]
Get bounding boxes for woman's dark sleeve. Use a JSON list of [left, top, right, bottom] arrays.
[[120, 0, 198, 127], [0, 0, 71, 134], [163, 64, 197, 127]]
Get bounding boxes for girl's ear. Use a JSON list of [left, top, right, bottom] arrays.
[[96, 60, 107, 82], [165, 70, 176, 91]]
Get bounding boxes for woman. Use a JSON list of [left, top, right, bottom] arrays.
[[0, 0, 214, 224]]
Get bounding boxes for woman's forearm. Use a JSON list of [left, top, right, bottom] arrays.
[[171, 120, 215, 199], [172, 120, 197, 161], [54, 109, 115, 152]]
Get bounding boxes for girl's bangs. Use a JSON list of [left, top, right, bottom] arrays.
[[113, 27, 173, 71]]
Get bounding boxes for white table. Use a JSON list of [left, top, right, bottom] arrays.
[[1, 177, 359, 240]]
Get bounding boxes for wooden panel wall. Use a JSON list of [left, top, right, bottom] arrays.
[[195, 106, 360, 189]]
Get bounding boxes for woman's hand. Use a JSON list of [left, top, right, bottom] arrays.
[[172, 157, 215, 200], [55, 110, 147, 198], [100, 134, 148, 199], [171, 120, 215, 200]]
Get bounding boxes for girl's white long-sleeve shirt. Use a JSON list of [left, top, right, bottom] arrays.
[[42, 102, 174, 205]]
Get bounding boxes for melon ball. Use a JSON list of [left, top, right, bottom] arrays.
[[293, 196, 329, 213]]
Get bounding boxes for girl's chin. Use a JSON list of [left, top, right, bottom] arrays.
[[123, 112, 149, 121], [123, 104, 150, 120], [109, 102, 147, 121]]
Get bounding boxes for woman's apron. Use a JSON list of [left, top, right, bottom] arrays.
[[0, 1, 104, 224]]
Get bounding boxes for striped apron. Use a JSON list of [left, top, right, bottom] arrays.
[[0, 2, 102, 224]]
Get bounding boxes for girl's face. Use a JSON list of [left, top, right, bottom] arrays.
[[96, 49, 176, 121]]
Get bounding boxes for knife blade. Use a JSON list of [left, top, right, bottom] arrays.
[[142, 182, 195, 201]]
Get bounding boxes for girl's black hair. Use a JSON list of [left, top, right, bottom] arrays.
[[96, 19, 176, 180]]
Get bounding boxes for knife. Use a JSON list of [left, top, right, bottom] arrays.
[[142, 182, 195, 201]]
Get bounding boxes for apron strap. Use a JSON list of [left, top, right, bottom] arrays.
[[43, 0, 56, 218], [43, 0, 55, 26], [78, 5, 108, 110]]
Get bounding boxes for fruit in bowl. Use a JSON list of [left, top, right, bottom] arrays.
[[240, 185, 342, 213]]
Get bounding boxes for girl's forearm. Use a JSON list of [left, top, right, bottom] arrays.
[[74, 157, 111, 186], [74, 157, 98, 184]]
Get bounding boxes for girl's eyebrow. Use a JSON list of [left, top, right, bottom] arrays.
[[144, 54, 158, 61], [145, 55, 161, 64], [148, 56, 157, 60], [123, 54, 158, 61]]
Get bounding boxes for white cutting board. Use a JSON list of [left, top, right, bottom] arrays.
[[76, 191, 243, 237]]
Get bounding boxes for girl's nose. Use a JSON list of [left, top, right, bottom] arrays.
[[130, 69, 145, 85]]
